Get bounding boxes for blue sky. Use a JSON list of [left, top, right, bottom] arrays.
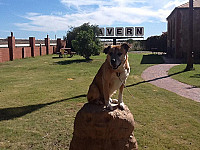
[[0, 0, 188, 39]]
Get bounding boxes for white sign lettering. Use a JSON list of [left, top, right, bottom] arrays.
[[115, 27, 124, 36], [99, 27, 144, 37], [106, 27, 114, 36], [99, 28, 105, 36], [125, 27, 134, 36], [135, 27, 144, 36]]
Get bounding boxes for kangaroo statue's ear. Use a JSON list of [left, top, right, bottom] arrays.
[[121, 43, 130, 52], [103, 46, 111, 54]]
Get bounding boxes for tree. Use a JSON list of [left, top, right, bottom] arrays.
[[146, 35, 160, 52], [127, 39, 134, 44], [146, 32, 167, 53], [72, 29, 101, 60], [67, 23, 102, 59]]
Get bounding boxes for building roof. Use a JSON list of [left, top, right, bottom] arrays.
[[178, 0, 200, 8], [167, 0, 200, 20]]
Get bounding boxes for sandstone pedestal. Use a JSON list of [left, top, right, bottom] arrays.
[[69, 103, 138, 150]]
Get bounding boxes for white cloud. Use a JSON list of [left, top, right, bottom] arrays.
[[60, 0, 146, 7], [15, 0, 189, 32], [15, 14, 69, 32], [163, 0, 188, 9], [61, 0, 106, 7], [26, 12, 41, 16]]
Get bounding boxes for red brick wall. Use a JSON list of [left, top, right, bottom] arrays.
[[49, 46, 53, 54], [24, 47, 31, 58], [1, 36, 60, 63], [45, 37, 50, 55], [8, 36, 15, 61], [13, 47, 22, 60], [29, 37, 35, 57], [0, 50, 1, 63], [0, 48, 10, 62], [53, 46, 57, 54], [41, 46, 46, 56], [35, 46, 40, 56], [61, 40, 66, 48]]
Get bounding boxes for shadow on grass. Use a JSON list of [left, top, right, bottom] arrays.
[[52, 56, 74, 59], [52, 56, 63, 59], [140, 54, 164, 64], [0, 94, 86, 121], [190, 74, 200, 78], [126, 70, 186, 88], [55, 59, 92, 65]]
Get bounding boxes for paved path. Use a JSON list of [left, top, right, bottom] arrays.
[[141, 64, 200, 102]]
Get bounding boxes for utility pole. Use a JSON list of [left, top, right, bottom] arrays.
[[185, 0, 194, 71]]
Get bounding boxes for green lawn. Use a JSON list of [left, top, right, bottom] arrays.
[[168, 64, 200, 88], [0, 53, 200, 150]]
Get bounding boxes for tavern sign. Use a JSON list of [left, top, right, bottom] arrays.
[[99, 27, 144, 37]]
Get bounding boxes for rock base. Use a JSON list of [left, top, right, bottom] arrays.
[[69, 103, 138, 150]]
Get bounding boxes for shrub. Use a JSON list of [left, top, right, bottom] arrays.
[[67, 23, 102, 59]]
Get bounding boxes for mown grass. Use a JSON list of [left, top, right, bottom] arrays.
[[168, 64, 200, 88], [0, 53, 200, 150]]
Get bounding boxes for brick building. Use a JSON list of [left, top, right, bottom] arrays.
[[167, 0, 200, 60]]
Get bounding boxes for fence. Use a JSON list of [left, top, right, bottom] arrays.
[[0, 33, 66, 63]]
